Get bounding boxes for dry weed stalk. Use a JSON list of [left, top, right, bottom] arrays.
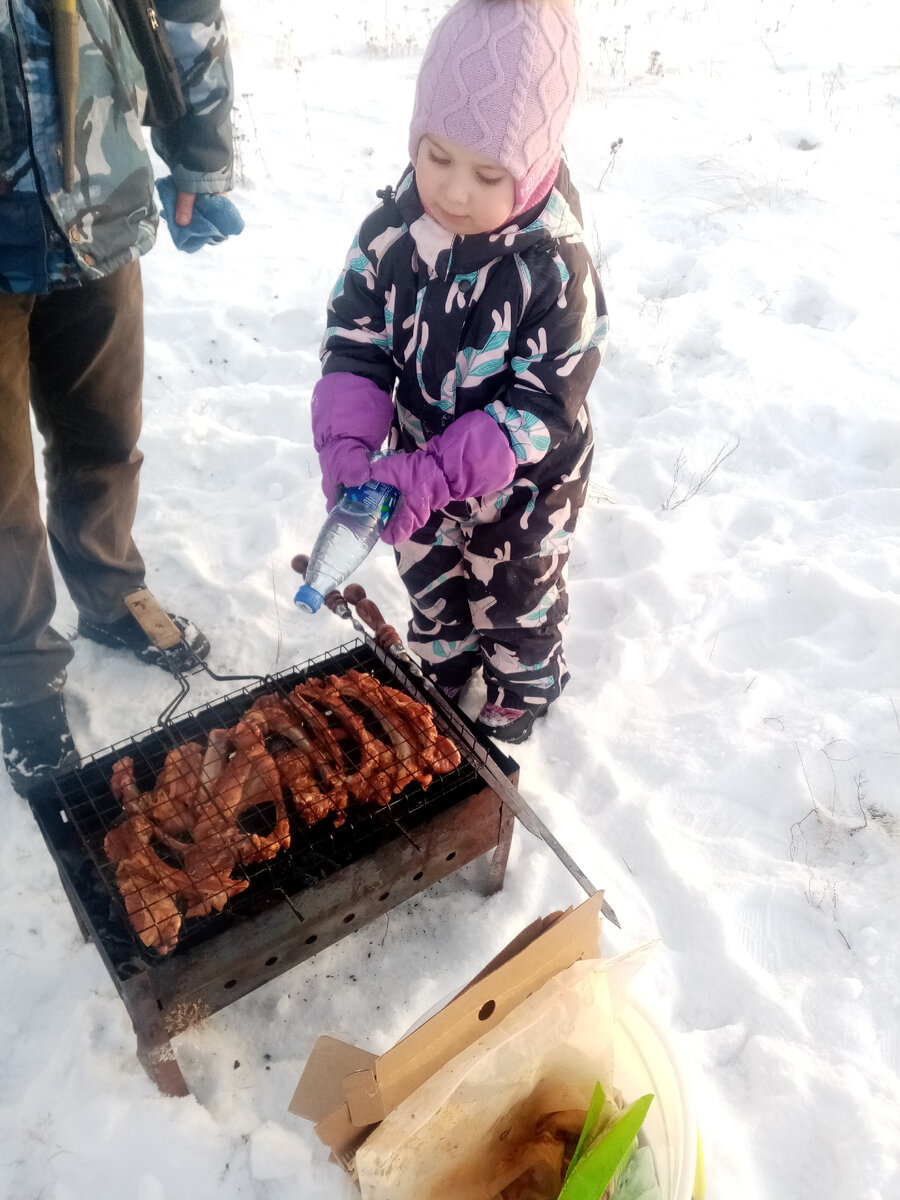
[[662, 436, 741, 510]]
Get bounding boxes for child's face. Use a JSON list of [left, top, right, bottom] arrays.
[[415, 134, 515, 236]]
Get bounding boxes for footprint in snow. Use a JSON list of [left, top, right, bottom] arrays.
[[777, 276, 856, 332], [637, 250, 708, 302]]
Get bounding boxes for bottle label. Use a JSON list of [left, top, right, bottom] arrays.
[[343, 479, 399, 525]]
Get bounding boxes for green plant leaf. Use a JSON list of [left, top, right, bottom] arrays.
[[565, 1080, 608, 1182], [558, 1093, 654, 1200]]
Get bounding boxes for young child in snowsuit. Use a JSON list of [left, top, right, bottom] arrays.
[[312, 0, 608, 744]]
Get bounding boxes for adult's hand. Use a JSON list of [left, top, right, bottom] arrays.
[[156, 177, 244, 252], [175, 192, 196, 226]]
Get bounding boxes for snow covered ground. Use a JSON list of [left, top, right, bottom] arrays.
[[2, 1, 899, 1197]]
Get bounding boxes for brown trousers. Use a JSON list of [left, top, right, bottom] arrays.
[[0, 261, 146, 706]]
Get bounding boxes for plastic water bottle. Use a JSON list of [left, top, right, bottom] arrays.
[[294, 464, 399, 614]]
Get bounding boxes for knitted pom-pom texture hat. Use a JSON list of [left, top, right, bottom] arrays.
[[409, 0, 582, 215]]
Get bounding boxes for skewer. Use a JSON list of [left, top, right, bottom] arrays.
[[336, 584, 621, 926]]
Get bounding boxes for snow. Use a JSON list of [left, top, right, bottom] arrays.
[[2, 1, 899, 1197]]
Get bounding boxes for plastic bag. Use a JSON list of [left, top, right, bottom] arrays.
[[613, 1146, 662, 1200], [355, 950, 651, 1200]]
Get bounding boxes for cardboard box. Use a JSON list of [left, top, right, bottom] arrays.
[[288, 889, 605, 1180]]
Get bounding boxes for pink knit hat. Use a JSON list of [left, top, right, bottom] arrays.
[[409, 0, 582, 215]]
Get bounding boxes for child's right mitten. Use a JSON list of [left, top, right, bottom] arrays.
[[312, 374, 394, 508], [369, 410, 517, 544]]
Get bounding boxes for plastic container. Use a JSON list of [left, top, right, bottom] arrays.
[[294, 470, 399, 614], [358, 954, 702, 1200], [612, 996, 704, 1200]]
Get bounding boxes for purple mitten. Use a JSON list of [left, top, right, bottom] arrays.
[[312, 373, 394, 507], [369, 410, 517, 544], [317, 440, 373, 511]]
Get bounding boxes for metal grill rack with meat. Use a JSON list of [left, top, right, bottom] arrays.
[[103, 670, 463, 955], [26, 640, 518, 1096]]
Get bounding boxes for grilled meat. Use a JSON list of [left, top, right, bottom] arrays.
[[104, 671, 460, 953]]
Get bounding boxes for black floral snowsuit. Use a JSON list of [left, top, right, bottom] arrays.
[[321, 162, 608, 711]]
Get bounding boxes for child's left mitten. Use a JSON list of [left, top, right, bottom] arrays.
[[370, 410, 516, 544]]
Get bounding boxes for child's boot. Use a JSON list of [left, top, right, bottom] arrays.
[[425, 658, 478, 701], [475, 701, 546, 745]]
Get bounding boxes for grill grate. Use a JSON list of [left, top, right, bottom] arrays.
[[26, 636, 518, 1096], [34, 640, 491, 973]]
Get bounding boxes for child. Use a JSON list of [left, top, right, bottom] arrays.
[[311, 0, 608, 744]]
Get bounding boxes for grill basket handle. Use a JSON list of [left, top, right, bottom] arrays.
[[124, 587, 183, 650]]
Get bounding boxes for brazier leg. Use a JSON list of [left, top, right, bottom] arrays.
[[120, 973, 190, 1097], [485, 803, 515, 895]]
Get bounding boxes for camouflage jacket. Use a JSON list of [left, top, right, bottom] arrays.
[[0, 0, 234, 293]]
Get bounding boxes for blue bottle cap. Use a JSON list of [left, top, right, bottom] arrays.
[[294, 584, 324, 614]]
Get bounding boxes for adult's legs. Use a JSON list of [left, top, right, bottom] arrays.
[[0, 291, 73, 706], [28, 260, 146, 626]]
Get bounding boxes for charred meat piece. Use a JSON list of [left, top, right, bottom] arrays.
[[327, 670, 462, 792], [191, 720, 290, 864], [274, 745, 348, 826], [103, 813, 189, 955], [110, 745, 204, 839], [291, 677, 396, 804], [180, 840, 251, 919]]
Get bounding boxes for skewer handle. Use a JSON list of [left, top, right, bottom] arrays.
[[342, 585, 403, 652], [342, 583, 372, 609], [323, 590, 351, 616]]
